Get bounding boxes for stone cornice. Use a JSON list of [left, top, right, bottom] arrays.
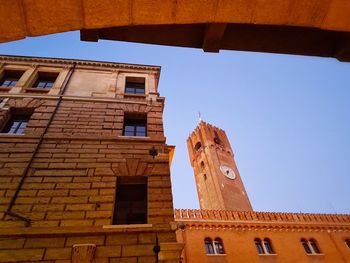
[[175, 209, 350, 232], [0, 54, 161, 73]]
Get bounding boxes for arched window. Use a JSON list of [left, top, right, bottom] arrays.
[[204, 238, 214, 254], [263, 238, 274, 254], [200, 161, 205, 169], [301, 238, 321, 254], [345, 239, 350, 249], [195, 142, 202, 151], [309, 239, 321, 254], [255, 238, 275, 255], [254, 238, 264, 254], [214, 238, 225, 254], [213, 131, 221, 145], [301, 239, 312, 254]]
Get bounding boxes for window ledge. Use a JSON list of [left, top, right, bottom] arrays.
[[0, 86, 12, 91], [119, 135, 150, 139], [258, 254, 278, 256], [103, 224, 153, 229], [124, 93, 146, 97], [206, 254, 227, 256], [307, 253, 324, 256], [25, 87, 50, 93]]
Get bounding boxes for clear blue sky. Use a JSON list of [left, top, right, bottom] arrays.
[[1, 31, 349, 214]]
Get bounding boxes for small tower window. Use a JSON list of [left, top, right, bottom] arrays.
[[194, 142, 202, 151], [214, 130, 221, 145], [301, 238, 321, 254]]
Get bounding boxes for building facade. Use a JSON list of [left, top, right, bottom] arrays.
[[0, 55, 183, 262], [176, 121, 350, 263]]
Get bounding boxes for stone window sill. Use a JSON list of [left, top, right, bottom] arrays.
[[259, 254, 277, 256], [24, 87, 50, 93], [103, 224, 153, 229], [206, 254, 227, 256]]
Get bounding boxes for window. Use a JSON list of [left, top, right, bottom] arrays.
[[2, 114, 31, 135], [214, 130, 221, 144], [301, 238, 322, 254], [0, 70, 24, 87], [123, 113, 147, 137], [205, 238, 215, 254], [194, 142, 202, 151], [125, 77, 145, 94], [32, 72, 58, 89], [213, 238, 225, 254], [263, 238, 274, 254], [255, 238, 275, 255], [204, 237, 225, 255], [345, 239, 350, 249], [113, 176, 147, 225]]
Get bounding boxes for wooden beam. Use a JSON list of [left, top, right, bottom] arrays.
[[80, 29, 99, 42], [202, 23, 227, 53]]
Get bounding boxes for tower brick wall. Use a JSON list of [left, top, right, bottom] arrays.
[[187, 121, 252, 211]]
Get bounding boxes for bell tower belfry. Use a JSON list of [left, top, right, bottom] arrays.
[[187, 121, 252, 211]]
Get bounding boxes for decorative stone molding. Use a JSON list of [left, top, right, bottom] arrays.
[[175, 209, 350, 233], [0, 55, 160, 73], [72, 244, 96, 263]]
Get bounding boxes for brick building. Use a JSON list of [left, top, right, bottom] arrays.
[[176, 121, 350, 263], [0, 55, 183, 262]]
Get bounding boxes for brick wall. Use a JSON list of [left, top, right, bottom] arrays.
[[0, 95, 179, 261]]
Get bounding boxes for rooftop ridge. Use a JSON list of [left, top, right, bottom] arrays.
[[0, 54, 161, 71], [175, 209, 350, 224]]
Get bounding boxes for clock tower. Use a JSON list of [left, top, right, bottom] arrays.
[[187, 121, 252, 211]]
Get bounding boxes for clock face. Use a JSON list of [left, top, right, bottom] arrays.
[[220, 165, 236, 180]]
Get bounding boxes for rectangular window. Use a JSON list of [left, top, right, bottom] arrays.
[[113, 176, 147, 225], [125, 77, 145, 94], [2, 114, 31, 135], [33, 72, 58, 89], [0, 70, 24, 87], [123, 113, 147, 137]]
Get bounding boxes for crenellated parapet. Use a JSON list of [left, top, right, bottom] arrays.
[[175, 209, 350, 227]]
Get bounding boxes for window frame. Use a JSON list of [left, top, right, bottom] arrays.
[[1, 113, 31, 135], [255, 237, 276, 255], [124, 76, 146, 95], [204, 237, 226, 255], [123, 113, 147, 137], [112, 176, 148, 225], [301, 238, 322, 255], [0, 70, 24, 88], [31, 72, 58, 90], [345, 239, 350, 249]]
